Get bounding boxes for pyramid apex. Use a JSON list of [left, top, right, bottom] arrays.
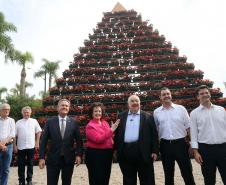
[[112, 2, 127, 13]]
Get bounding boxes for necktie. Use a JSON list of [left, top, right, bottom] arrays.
[[60, 118, 65, 138]]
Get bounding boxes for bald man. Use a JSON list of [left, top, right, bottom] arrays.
[[114, 95, 159, 185]]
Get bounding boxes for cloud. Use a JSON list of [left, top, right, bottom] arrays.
[[0, 0, 226, 97]]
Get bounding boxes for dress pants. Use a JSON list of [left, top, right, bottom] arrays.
[[17, 148, 35, 184], [119, 142, 155, 185], [0, 144, 13, 185], [85, 148, 113, 185], [199, 143, 226, 185], [46, 156, 74, 185], [160, 138, 195, 185]]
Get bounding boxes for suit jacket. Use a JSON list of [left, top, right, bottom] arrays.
[[39, 116, 82, 165], [114, 110, 159, 163]]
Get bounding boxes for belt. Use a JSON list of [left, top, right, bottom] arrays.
[[199, 142, 226, 147], [161, 138, 185, 144]]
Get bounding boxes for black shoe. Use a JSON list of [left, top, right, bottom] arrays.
[[27, 181, 32, 185], [19, 182, 25, 185]]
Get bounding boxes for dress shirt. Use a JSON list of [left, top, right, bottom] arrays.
[[124, 110, 140, 143], [0, 116, 15, 142], [58, 115, 67, 131], [86, 119, 114, 149], [190, 104, 226, 148], [16, 118, 42, 150], [153, 103, 190, 140]]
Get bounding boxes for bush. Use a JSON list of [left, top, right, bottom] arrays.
[[6, 95, 42, 121]]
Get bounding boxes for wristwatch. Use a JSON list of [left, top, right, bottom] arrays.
[[5, 138, 14, 146]]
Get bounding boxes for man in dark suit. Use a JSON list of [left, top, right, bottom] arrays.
[[114, 95, 159, 185], [39, 99, 82, 185]]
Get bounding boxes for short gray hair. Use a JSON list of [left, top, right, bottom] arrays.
[[0, 103, 10, 110], [58, 99, 70, 106], [160, 87, 170, 92], [21, 106, 32, 113]]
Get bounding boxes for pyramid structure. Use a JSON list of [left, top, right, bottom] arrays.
[[36, 4, 226, 142], [112, 2, 127, 13]]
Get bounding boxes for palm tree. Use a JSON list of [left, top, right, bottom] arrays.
[[0, 87, 7, 100], [34, 59, 60, 93], [11, 50, 34, 96], [34, 59, 48, 93], [10, 82, 33, 96], [10, 84, 20, 96], [34, 69, 47, 93], [0, 12, 17, 60], [45, 59, 60, 90], [24, 81, 33, 95], [42, 58, 61, 89]]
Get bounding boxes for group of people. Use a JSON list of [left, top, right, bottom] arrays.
[[0, 104, 41, 185], [0, 85, 226, 185]]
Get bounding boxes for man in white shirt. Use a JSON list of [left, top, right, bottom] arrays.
[[153, 87, 195, 185], [190, 85, 226, 185], [14, 106, 42, 185], [0, 103, 15, 185]]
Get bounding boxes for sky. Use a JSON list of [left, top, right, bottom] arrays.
[[0, 0, 226, 98]]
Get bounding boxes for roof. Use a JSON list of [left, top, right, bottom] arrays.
[[112, 2, 127, 13]]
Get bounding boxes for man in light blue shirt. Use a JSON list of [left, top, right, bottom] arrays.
[[114, 95, 159, 185], [124, 110, 140, 143]]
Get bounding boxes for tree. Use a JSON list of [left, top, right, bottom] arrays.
[[34, 58, 60, 92], [10, 84, 19, 96], [10, 82, 33, 96], [0, 12, 17, 60], [6, 95, 42, 121], [45, 59, 60, 90], [34, 59, 48, 93], [0, 87, 7, 101], [10, 50, 34, 96], [34, 69, 47, 93], [38, 90, 49, 98], [24, 81, 33, 95]]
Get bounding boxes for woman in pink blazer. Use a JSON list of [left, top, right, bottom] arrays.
[[85, 102, 119, 185]]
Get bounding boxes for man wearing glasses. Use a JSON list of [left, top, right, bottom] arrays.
[[0, 103, 15, 185]]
